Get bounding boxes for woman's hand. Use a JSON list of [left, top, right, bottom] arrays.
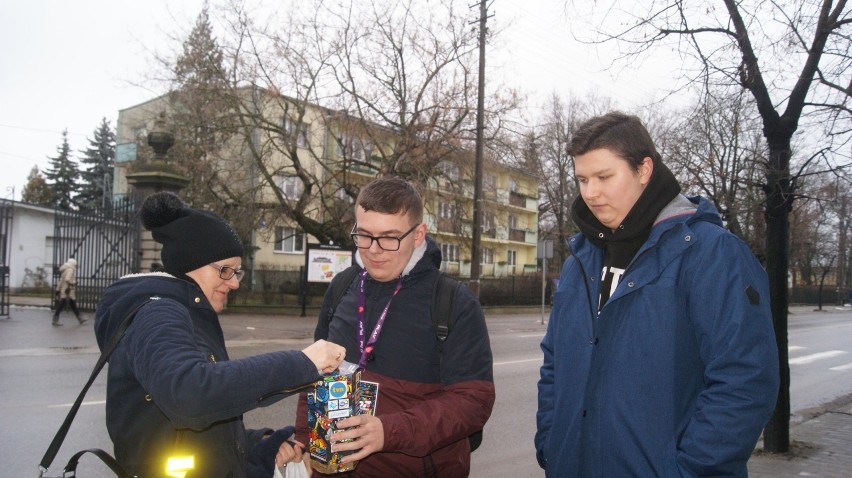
[[302, 340, 346, 374]]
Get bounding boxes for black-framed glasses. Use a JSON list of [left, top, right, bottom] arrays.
[[350, 223, 419, 251], [209, 263, 245, 281]]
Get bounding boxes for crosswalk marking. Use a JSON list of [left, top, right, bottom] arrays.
[[789, 350, 848, 365], [48, 400, 105, 408], [789, 345, 806, 352], [494, 358, 540, 366], [829, 363, 852, 372]]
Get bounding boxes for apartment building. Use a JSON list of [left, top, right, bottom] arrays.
[[115, 94, 539, 278]]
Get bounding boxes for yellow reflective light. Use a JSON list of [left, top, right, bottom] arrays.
[[165, 455, 195, 478]]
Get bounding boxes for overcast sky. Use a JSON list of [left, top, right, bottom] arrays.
[[0, 0, 680, 202]]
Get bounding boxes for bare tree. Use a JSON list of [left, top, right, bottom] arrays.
[[526, 93, 613, 266], [665, 87, 767, 252], [152, 0, 519, 254], [569, 0, 852, 451]]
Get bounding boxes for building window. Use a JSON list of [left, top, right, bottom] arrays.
[[438, 161, 460, 181], [275, 176, 303, 200], [482, 212, 495, 231], [509, 178, 518, 192], [274, 226, 305, 253], [337, 133, 373, 161], [282, 117, 309, 148], [439, 201, 456, 219], [508, 214, 518, 230], [507, 250, 517, 267], [481, 247, 494, 264], [441, 243, 459, 262], [483, 172, 496, 191]]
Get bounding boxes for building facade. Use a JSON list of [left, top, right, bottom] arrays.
[[115, 95, 539, 279]]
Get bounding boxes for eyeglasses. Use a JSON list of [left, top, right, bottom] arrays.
[[209, 263, 245, 281], [350, 223, 419, 251]]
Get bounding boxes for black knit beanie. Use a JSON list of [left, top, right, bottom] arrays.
[[140, 192, 244, 275]]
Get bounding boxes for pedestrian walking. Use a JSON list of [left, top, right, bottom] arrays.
[[53, 257, 85, 326]]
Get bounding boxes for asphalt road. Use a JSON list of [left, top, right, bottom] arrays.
[[2, 305, 850, 477]]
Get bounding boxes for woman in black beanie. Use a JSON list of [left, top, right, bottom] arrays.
[[94, 192, 344, 477]]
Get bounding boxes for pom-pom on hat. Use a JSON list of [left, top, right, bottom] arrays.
[[140, 192, 244, 275]]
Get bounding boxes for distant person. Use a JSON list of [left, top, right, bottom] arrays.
[[535, 112, 779, 476], [53, 257, 84, 326], [94, 192, 345, 477]]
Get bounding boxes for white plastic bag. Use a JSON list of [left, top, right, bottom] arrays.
[[273, 460, 310, 478]]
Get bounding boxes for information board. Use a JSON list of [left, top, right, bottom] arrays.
[[305, 243, 354, 283]]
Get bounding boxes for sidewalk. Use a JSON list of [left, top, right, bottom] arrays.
[[748, 394, 852, 477], [5, 296, 852, 477]]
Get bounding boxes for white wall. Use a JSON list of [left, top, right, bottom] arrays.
[[8, 203, 55, 290]]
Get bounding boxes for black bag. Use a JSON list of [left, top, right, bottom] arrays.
[[38, 299, 154, 478]]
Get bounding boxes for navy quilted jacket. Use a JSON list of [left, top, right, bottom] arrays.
[[95, 274, 318, 477]]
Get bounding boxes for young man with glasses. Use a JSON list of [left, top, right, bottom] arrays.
[[94, 192, 345, 477], [296, 176, 495, 477]]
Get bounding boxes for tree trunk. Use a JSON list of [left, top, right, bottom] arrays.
[[762, 146, 792, 453]]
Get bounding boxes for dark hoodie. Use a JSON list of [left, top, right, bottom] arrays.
[[94, 273, 319, 477], [571, 158, 681, 309], [296, 236, 495, 477]]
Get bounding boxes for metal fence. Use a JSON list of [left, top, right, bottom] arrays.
[[52, 195, 142, 311], [229, 267, 553, 308], [0, 200, 12, 317]]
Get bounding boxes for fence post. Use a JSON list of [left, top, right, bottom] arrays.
[[300, 265, 307, 317]]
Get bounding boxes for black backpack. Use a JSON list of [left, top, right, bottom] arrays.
[[324, 265, 483, 452]]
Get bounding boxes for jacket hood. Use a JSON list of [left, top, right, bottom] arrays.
[[59, 258, 77, 272], [568, 195, 721, 256], [402, 234, 442, 278], [655, 195, 721, 229], [93, 273, 203, 348]]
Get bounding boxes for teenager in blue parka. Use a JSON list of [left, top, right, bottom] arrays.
[[535, 112, 779, 477], [94, 192, 346, 477]]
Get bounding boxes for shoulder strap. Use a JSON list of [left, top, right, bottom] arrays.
[[431, 275, 484, 452], [325, 265, 361, 327], [433, 274, 460, 351], [38, 297, 156, 476], [325, 267, 460, 346]]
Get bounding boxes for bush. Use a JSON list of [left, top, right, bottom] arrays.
[[21, 266, 50, 290]]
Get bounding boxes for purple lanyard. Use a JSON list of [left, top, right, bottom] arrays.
[[357, 269, 404, 369]]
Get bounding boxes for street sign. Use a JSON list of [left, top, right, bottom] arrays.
[[537, 240, 553, 259], [115, 143, 137, 163]]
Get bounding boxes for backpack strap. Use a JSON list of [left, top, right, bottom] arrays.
[[433, 273, 460, 353], [431, 274, 483, 451], [324, 265, 361, 330]]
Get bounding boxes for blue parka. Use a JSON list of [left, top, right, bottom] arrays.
[[535, 196, 779, 477], [94, 273, 320, 477]]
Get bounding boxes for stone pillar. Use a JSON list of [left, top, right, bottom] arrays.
[[126, 112, 189, 272]]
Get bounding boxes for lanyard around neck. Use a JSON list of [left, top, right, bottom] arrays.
[[357, 269, 404, 369]]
